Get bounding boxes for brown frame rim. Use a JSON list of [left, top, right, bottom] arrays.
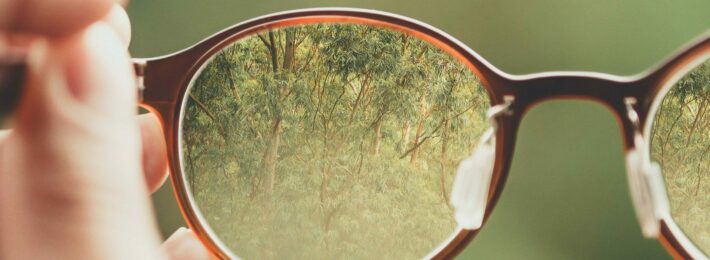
[[163, 8, 502, 260], [171, 9, 500, 259]]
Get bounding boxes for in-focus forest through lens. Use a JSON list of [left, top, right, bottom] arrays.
[[180, 23, 491, 259], [651, 58, 710, 254]]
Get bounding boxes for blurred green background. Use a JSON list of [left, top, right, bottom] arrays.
[[126, 1, 710, 259]]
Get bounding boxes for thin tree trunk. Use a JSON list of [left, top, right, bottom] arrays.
[[410, 121, 425, 164], [439, 119, 451, 205], [320, 122, 331, 203], [282, 28, 296, 71], [400, 121, 411, 153], [349, 74, 371, 123], [261, 118, 282, 195], [410, 93, 428, 165], [685, 97, 708, 146], [266, 31, 279, 73], [373, 119, 382, 155], [658, 96, 696, 161], [320, 164, 330, 203]]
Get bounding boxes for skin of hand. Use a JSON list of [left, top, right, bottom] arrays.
[[0, 0, 211, 259]]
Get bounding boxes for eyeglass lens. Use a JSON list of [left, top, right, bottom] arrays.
[[179, 22, 492, 259]]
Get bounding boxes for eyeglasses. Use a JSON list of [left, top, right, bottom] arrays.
[[2, 7, 709, 259]]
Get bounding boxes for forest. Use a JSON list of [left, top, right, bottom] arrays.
[[180, 23, 491, 259], [651, 58, 710, 253]]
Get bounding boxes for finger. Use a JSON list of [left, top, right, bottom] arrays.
[[102, 4, 131, 48], [0, 0, 120, 36], [1, 3, 130, 50], [1, 23, 161, 258], [0, 129, 9, 139], [139, 113, 169, 193], [161, 228, 212, 260], [0, 113, 170, 195]]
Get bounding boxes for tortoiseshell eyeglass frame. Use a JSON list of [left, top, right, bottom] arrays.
[[1, 8, 709, 260]]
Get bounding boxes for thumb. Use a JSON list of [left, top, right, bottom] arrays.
[[161, 228, 212, 260], [0, 23, 161, 259]]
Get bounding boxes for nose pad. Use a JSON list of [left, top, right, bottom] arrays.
[[625, 133, 671, 238], [450, 127, 497, 230], [450, 96, 513, 230]]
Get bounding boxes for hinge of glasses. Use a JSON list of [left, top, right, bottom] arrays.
[[450, 95, 514, 230], [133, 59, 147, 102], [623, 97, 670, 239]]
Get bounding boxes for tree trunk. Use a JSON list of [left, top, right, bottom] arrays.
[[282, 28, 296, 71], [410, 93, 428, 165], [685, 97, 708, 147], [349, 74, 371, 123], [320, 123, 331, 203], [373, 119, 382, 155], [439, 118, 450, 204], [399, 121, 411, 153], [262, 118, 282, 195], [410, 121, 425, 164], [320, 164, 330, 203], [267, 31, 279, 73]]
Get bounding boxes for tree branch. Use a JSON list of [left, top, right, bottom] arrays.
[[257, 33, 271, 49], [189, 93, 227, 139]]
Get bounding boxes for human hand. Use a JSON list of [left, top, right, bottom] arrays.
[[0, 0, 210, 259]]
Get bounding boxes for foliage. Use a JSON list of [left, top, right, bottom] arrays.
[[651, 59, 710, 253], [180, 23, 490, 259]]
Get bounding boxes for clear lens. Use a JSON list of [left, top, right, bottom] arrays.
[[180, 23, 491, 259], [651, 57, 710, 254]]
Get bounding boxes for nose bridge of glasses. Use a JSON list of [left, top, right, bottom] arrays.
[[494, 74, 674, 239], [504, 74, 638, 106], [499, 73, 674, 238], [501, 73, 653, 141]]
